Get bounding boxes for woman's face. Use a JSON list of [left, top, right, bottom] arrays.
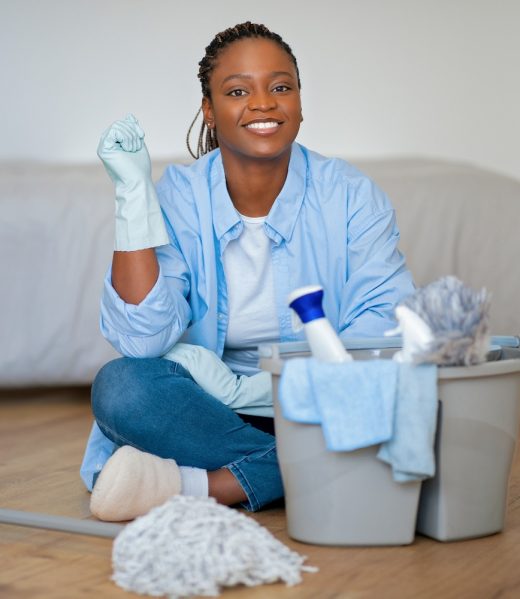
[[202, 37, 303, 163]]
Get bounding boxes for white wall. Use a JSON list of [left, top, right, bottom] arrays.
[[2, 0, 519, 180]]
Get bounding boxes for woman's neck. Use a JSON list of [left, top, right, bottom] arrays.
[[220, 150, 291, 217]]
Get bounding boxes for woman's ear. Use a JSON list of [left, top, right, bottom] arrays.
[[202, 97, 215, 129]]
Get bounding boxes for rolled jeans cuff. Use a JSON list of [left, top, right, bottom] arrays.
[[226, 443, 282, 512]]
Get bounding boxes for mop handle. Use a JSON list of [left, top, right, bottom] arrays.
[[0, 508, 123, 538]]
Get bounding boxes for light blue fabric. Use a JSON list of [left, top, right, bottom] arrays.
[[377, 363, 438, 482], [277, 358, 323, 425], [80, 421, 116, 491], [97, 114, 170, 251], [100, 143, 414, 376], [83, 142, 415, 490], [278, 358, 438, 482], [163, 343, 273, 412], [318, 361, 397, 450], [279, 358, 398, 449]]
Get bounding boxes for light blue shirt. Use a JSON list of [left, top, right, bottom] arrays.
[[80, 143, 415, 490]]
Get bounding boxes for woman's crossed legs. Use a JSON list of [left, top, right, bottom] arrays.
[[91, 357, 283, 513]]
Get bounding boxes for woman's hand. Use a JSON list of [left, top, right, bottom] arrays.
[[97, 114, 153, 188], [97, 114, 169, 304], [97, 114, 169, 253], [164, 343, 273, 410]]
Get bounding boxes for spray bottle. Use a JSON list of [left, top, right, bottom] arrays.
[[288, 285, 353, 362]]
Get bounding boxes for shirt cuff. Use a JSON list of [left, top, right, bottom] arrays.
[[100, 264, 189, 337]]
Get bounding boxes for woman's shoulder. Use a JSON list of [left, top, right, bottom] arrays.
[[298, 143, 369, 185], [157, 149, 220, 192], [297, 144, 392, 214]]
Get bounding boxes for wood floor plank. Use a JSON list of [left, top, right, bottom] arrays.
[[1, 389, 520, 598]]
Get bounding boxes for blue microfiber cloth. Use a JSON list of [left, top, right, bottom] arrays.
[[279, 358, 397, 450], [377, 363, 438, 482], [277, 357, 322, 424], [278, 358, 438, 482]]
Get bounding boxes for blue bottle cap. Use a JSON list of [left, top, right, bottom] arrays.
[[288, 286, 325, 324]]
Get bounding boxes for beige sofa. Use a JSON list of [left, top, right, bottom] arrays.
[[1, 157, 519, 387]]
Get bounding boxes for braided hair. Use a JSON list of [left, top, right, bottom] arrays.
[[186, 22, 301, 159]]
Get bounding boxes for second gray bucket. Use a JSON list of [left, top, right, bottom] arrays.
[[416, 347, 520, 541]]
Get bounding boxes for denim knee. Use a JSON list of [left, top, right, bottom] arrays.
[[92, 358, 126, 430], [91, 357, 176, 434]]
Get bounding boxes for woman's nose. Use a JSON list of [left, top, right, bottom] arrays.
[[248, 90, 276, 111]]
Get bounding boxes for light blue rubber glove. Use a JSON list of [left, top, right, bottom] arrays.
[[163, 344, 273, 411], [97, 114, 169, 251]]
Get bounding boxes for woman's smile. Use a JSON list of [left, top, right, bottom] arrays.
[[243, 119, 282, 135]]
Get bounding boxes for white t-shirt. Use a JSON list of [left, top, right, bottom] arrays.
[[222, 213, 280, 375]]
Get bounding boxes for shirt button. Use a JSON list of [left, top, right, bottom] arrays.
[[218, 313, 225, 320]]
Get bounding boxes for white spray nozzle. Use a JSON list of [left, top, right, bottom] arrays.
[[288, 285, 352, 363], [392, 305, 434, 363]]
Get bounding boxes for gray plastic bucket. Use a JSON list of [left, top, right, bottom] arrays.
[[259, 343, 520, 545], [260, 344, 420, 546], [416, 347, 520, 541]]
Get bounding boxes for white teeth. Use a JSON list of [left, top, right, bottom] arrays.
[[246, 121, 279, 130]]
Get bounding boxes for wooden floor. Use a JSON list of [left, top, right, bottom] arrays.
[[1, 389, 520, 599]]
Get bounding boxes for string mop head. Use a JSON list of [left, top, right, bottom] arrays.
[[112, 495, 317, 598], [391, 276, 491, 366]]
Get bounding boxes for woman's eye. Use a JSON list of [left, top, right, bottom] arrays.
[[228, 89, 247, 97], [273, 85, 290, 93]]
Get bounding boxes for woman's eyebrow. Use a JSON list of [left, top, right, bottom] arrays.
[[220, 71, 295, 86]]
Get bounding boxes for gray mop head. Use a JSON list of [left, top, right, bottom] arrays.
[[112, 495, 317, 598], [401, 276, 491, 366]]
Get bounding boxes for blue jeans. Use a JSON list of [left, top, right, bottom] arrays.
[[91, 357, 283, 511]]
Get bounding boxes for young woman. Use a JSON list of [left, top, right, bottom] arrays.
[[81, 22, 415, 521]]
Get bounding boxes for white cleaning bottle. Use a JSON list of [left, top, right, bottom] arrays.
[[288, 285, 352, 362]]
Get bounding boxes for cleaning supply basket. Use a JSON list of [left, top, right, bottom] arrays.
[[259, 339, 520, 546]]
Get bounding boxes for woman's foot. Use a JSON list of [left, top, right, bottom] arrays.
[[90, 445, 182, 521], [90, 446, 249, 521]]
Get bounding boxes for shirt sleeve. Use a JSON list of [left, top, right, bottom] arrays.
[[99, 253, 192, 358], [339, 176, 415, 338]]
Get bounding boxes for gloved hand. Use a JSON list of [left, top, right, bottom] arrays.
[[97, 114, 169, 251], [163, 343, 273, 411]]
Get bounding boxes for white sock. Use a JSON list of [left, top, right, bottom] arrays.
[[179, 466, 209, 497]]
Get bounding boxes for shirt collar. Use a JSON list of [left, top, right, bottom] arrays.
[[210, 152, 241, 241], [265, 143, 307, 243], [210, 143, 307, 244]]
